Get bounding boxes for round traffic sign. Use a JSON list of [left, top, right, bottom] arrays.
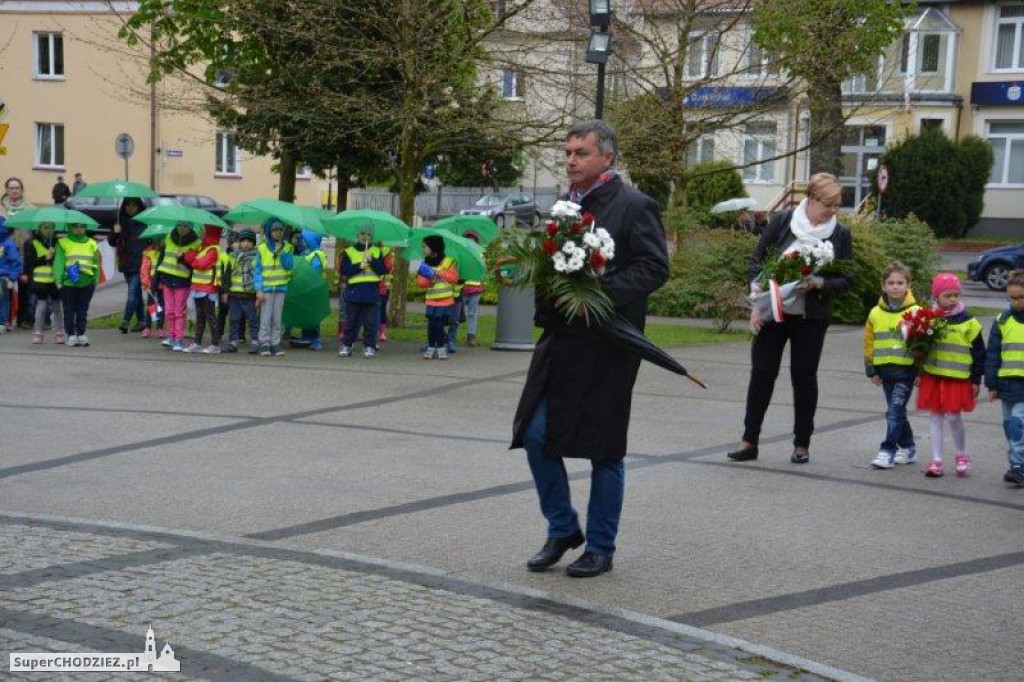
[[115, 133, 135, 159], [877, 165, 890, 194]]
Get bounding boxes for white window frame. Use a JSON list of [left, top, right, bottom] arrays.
[[683, 33, 720, 80], [500, 68, 524, 100], [743, 27, 776, 78], [215, 131, 241, 177], [296, 164, 313, 180], [994, 3, 1024, 71], [33, 31, 64, 80], [685, 134, 715, 167], [985, 119, 1024, 187], [34, 122, 65, 168], [741, 122, 776, 184]]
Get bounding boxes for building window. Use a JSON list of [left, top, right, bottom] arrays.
[[35, 122, 65, 168], [742, 122, 776, 183], [296, 164, 312, 180], [685, 135, 715, 167], [995, 3, 1024, 70], [213, 68, 233, 87], [921, 118, 945, 133], [901, 33, 941, 74], [34, 32, 64, 78], [215, 132, 240, 175], [987, 120, 1024, 185], [501, 69, 524, 99], [745, 28, 776, 77], [684, 33, 720, 80]]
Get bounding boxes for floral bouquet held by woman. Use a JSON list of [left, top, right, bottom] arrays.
[[750, 239, 836, 324]]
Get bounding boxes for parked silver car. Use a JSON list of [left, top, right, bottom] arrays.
[[459, 192, 542, 227]]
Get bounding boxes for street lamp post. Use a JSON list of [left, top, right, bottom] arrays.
[[585, 0, 613, 120]]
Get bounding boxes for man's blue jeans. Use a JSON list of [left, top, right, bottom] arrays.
[[1002, 400, 1024, 471], [880, 379, 915, 454], [122, 273, 145, 328], [524, 396, 624, 557]]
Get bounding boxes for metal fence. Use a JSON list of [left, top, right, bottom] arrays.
[[346, 186, 563, 222]]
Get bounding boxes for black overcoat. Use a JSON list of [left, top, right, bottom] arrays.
[[510, 176, 670, 463]]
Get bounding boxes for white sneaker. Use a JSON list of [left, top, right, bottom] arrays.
[[338, 345, 352, 357], [870, 451, 894, 469], [66, 334, 79, 347], [436, 346, 448, 360], [423, 346, 436, 359], [202, 345, 221, 354], [183, 343, 202, 353], [77, 334, 90, 347], [364, 347, 376, 358], [893, 447, 917, 465]]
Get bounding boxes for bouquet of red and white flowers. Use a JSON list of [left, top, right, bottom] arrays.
[[504, 200, 616, 324], [900, 306, 949, 365], [752, 239, 839, 324]]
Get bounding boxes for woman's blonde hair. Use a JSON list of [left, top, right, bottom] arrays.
[[807, 172, 841, 204]]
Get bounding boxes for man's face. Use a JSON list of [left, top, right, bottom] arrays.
[[564, 132, 613, 190], [5, 180, 23, 202]]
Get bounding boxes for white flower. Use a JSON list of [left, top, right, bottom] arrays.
[[552, 253, 568, 272], [549, 200, 582, 218], [595, 227, 611, 241], [600, 244, 615, 259], [582, 232, 601, 248]]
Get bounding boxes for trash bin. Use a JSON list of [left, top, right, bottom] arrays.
[[492, 285, 535, 351]]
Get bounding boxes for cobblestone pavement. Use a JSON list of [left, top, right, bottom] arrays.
[[2, 516, 849, 681]]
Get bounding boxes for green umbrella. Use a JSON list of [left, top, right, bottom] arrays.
[[431, 214, 500, 246], [138, 222, 197, 240], [75, 180, 158, 199], [322, 209, 410, 244], [404, 228, 487, 282], [282, 257, 331, 330], [225, 197, 324, 233], [136, 204, 228, 232], [3, 206, 99, 231]]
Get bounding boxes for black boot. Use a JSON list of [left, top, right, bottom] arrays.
[[526, 530, 584, 572], [566, 551, 613, 578]]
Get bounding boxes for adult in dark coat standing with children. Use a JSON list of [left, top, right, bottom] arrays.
[[511, 120, 669, 578]]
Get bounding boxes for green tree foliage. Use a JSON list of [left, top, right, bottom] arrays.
[[879, 130, 994, 238], [753, 0, 910, 175], [873, 214, 942, 304], [683, 160, 747, 229]]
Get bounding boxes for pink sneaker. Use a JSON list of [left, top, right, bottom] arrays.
[[53, 332, 65, 344], [140, 327, 151, 339], [925, 459, 944, 478], [954, 453, 972, 477], [156, 328, 167, 339], [32, 332, 43, 344]]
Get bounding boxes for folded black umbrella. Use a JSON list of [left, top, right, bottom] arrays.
[[558, 313, 708, 389]]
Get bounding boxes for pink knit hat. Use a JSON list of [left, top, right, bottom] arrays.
[[932, 272, 961, 298]]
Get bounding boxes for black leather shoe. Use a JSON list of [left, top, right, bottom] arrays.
[[526, 530, 584, 572], [566, 551, 613, 578], [791, 449, 810, 464], [727, 446, 758, 461]]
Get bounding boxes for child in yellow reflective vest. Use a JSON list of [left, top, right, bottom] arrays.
[[917, 273, 985, 478], [864, 262, 919, 470], [53, 222, 100, 347], [985, 269, 1024, 486], [25, 222, 64, 344], [182, 225, 222, 354], [417, 235, 458, 360], [254, 220, 294, 356]]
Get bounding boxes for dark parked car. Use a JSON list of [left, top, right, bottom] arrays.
[[967, 244, 1024, 291], [160, 193, 231, 218], [64, 194, 180, 234], [459, 192, 541, 227]]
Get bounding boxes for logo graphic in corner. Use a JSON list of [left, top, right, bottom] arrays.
[[1008, 84, 1022, 102], [9, 627, 180, 673]]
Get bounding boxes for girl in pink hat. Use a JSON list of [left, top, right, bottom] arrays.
[[916, 273, 985, 477]]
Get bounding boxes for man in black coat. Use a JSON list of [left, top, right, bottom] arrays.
[[511, 120, 670, 578], [51, 176, 71, 205]]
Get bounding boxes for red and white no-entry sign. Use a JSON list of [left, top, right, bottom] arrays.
[[877, 165, 890, 194]]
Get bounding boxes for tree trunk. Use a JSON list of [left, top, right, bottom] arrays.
[[807, 79, 844, 177], [278, 147, 298, 202], [388, 132, 419, 328]]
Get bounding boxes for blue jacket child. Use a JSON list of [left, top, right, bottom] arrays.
[[253, 219, 294, 293], [0, 218, 24, 330]]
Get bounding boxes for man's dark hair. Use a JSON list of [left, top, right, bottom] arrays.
[[566, 120, 617, 165]]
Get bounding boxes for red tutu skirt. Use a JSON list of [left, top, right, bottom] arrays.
[[916, 373, 976, 413]]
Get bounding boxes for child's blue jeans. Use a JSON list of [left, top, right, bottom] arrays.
[[880, 378, 916, 454], [1002, 400, 1024, 471], [0, 277, 10, 325]]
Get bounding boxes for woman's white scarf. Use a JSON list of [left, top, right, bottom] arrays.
[[787, 198, 836, 250]]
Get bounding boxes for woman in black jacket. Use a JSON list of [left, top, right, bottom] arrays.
[[728, 173, 853, 465], [108, 197, 148, 333]]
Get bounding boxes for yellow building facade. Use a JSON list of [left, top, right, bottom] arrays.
[[0, 1, 325, 208]]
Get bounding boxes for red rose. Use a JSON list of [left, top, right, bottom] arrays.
[[581, 211, 595, 225], [590, 251, 607, 268], [546, 223, 558, 237], [572, 221, 586, 234], [800, 265, 811, 276], [543, 239, 557, 255]]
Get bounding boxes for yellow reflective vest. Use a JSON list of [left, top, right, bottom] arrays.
[[31, 239, 55, 284], [867, 305, 917, 367], [998, 314, 1024, 378], [58, 237, 99, 283], [345, 246, 381, 285], [190, 244, 219, 287], [425, 256, 456, 301], [158, 234, 199, 280], [923, 317, 983, 380], [258, 242, 292, 288]]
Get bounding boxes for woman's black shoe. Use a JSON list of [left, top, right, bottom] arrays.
[[727, 447, 758, 461], [791, 449, 810, 464]]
